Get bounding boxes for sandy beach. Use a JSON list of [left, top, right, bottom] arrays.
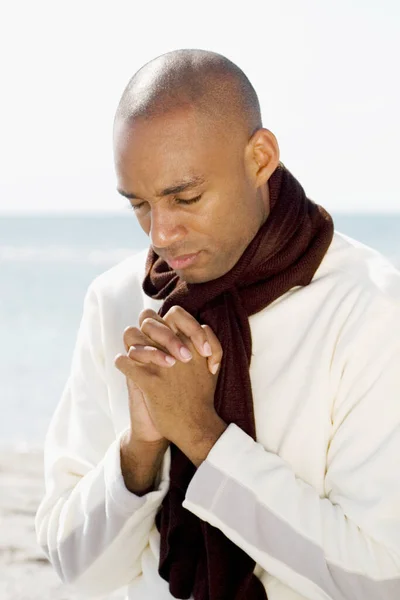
[[0, 448, 124, 600], [0, 448, 78, 599]]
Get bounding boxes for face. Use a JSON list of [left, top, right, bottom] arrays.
[[114, 107, 276, 283]]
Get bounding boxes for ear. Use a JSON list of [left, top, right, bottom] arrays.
[[245, 128, 280, 187]]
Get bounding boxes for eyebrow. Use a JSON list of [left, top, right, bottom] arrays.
[[117, 176, 206, 201]]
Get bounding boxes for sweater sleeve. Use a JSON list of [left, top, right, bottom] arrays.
[[35, 283, 170, 598], [183, 297, 400, 600]]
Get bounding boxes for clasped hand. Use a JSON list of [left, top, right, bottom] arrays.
[[114, 306, 226, 463]]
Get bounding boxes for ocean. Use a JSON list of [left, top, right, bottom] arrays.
[[1, 213, 399, 449]]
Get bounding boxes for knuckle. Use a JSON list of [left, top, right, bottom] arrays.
[[123, 325, 135, 337], [140, 317, 154, 332], [123, 325, 140, 346], [122, 328, 130, 347], [202, 323, 213, 337], [114, 353, 123, 368], [167, 305, 182, 317], [139, 308, 156, 323]]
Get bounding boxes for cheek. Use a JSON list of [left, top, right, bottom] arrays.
[[214, 202, 260, 259], [213, 196, 250, 237], [204, 210, 247, 258]]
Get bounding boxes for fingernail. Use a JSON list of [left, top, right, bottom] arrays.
[[165, 355, 176, 366], [211, 362, 219, 375], [202, 342, 212, 356], [180, 347, 192, 360]]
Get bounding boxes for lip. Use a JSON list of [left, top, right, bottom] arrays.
[[166, 251, 201, 270]]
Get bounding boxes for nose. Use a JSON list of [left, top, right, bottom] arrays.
[[149, 205, 187, 249]]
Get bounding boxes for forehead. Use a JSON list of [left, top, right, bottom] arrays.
[[113, 108, 230, 192]]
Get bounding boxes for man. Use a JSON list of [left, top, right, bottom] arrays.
[[35, 49, 400, 600]]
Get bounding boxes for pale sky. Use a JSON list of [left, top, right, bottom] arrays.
[[0, 0, 399, 214]]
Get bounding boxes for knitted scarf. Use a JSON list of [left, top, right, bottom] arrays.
[[142, 161, 334, 599]]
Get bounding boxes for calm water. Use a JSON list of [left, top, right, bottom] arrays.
[[1, 213, 399, 448]]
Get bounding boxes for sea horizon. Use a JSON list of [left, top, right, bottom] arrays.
[[1, 212, 399, 450]]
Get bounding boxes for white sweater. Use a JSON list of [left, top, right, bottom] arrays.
[[35, 231, 400, 600]]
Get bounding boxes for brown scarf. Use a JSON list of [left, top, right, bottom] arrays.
[[142, 162, 334, 599]]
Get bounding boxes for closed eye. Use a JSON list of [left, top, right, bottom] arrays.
[[128, 194, 203, 212], [176, 194, 202, 205]]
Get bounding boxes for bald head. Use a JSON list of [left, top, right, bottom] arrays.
[[114, 49, 262, 138], [113, 49, 280, 283]]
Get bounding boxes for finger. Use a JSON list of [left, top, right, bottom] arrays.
[[114, 353, 136, 377], [138, 308, 162, 328], [163, 305, 212, 358], [114, 353, 148, 386], [140, 307, 212, 360], [201, 324, 223, 375], [127, 344, 176, 367], [123, 325, 167, 354], [140, 316, 193, 363], [140, 308, 197, 361]]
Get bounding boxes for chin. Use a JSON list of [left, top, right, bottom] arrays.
[[178, 272, 209, 284], [177, 266, 224, 284]]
